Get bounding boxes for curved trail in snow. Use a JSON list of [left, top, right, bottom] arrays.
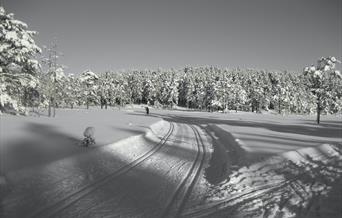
[[53, 122, 209, 218], [30, 122, 175, 218], [161, 124, 207, 218], [48, 122, 210, 218], [3, 119, 212, 218]]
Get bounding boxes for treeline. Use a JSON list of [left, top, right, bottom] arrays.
[[37, 66, 341, 116]]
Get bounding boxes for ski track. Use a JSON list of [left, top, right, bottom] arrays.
[[2, 120, 211, 218], [2, 121, 171, 218], [161, 125, 207, 218], [52, 122, 209, 218], [29, 122, 175, 218]]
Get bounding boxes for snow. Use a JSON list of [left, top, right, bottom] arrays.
[[1, 108, 341, 218], [5, 31, 18, 41], [0, 93, 20, 112], [309, 66, 316, 72], [48, 67, 65, 81], [186, 143, 342, 218], [135, 109, 341, 217], [153, 111, 340, 218], [27, 59, 40, 71], [0, 107, 161, 173], [1, 119, 170, 217], [314, 70, 322, 78], [79, 70, 99, 84], [1, 112, 212, 217], [0, 43, 10, 53], [1, 4, 341, 217]]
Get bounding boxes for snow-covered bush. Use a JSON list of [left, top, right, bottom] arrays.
[[82, 126, 95, 146]]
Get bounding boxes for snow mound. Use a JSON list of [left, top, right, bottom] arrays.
[[185, 143, 342, 218], [100, 120, 170, 163]]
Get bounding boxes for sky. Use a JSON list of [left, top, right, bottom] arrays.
[[3, 0, 342, 74]]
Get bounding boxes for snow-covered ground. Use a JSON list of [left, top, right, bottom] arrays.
[[1, 108, 341, 218], [0, 107, 161, 173], [1, 110, 211, 218], [184, 143, 342, 218], [150, 110, 341, 218], [2, 119, 170, 217], [140, 109, 342, 217]]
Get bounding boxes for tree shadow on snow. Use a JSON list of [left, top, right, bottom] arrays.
[[207, 144, 342, 218], [129, 111, 341, 138], [2, 123, 84, 174], [300, 120, 342, 129], [195, 115, 338, 137], [111, 126, 147, 136]]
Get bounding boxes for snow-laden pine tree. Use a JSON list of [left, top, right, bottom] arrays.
[[141, 70, 157, 105], [112, 72, 130, 108], [98, 72, 112, 109], [0, 7, 41, 114], [178, 67, 192, 108], [51, 68, 67, 106], [79, 70, 99, 109], [63, 73, 81, 108], [127, 71, 144, 104], [303, 57, 341, 124], [155, 69, 179, 108]]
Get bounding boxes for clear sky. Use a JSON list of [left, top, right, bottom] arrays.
[[3, 0, 342, 74]]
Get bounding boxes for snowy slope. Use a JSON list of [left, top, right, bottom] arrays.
[[2, 119, 213, 218], [2, 120, 170, 217], [0, 108, 161, 173]]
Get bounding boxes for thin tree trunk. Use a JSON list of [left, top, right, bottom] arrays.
[[52, 97, 56, 117], [316, 98, 321, 124], [23, 87, 27, 108], [48, 97, 52, 117]]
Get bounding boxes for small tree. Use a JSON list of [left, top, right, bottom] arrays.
[[303, 57, 341, 124], [40, 40, 65, 117]]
